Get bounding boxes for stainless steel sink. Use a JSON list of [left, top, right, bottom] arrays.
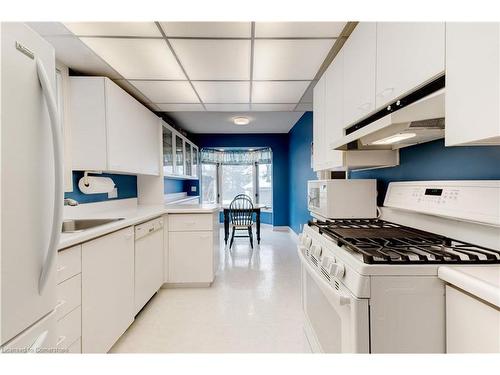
[[61, 218, 125, 233]]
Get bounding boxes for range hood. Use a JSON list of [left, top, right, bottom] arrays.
[[331, 87, 445, 151]]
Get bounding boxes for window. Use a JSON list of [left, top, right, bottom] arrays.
[[221, 164, 254, 205], [200, 148, 273, 210], [201, 164, 218, 204], [257, 163, 272, 208]]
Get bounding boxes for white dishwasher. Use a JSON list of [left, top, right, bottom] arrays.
[[134, 217, 164, 315]]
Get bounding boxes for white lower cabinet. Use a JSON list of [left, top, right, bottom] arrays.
[[56, 245, 82, 353], [134, 218, 164, 315], [167, 212, 219, 286], [81, 227, 134, 353]]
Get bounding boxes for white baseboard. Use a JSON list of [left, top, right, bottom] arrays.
[[272, 226, 289, 232]]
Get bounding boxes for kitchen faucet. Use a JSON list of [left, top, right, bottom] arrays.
[[64, 198, 79, 206]]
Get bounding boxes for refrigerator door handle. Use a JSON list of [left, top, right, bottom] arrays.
[[36, 58, 64, 295]]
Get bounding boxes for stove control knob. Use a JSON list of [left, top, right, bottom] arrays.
[[331, 263, 345, 278], [311, 244, 322, 259], [303, 236, 312, 249]]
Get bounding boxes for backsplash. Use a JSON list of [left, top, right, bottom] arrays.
[[350, 139, 500, 205], [64, 171, 137, 204], [164, 178, 199, 196]]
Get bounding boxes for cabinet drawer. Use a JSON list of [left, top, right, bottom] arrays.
[[168, 214, 213, 232], [56, 274, 81, 321], [57, 245, 81, 284], [67, 338, 81, 353], [56, 306, 81, 351]]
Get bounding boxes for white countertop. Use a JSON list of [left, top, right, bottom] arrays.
[[59, 200, 219, 251], [438, 266, 500, 308]]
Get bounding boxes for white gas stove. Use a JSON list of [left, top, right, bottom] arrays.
[[298, 180, 500, 353]]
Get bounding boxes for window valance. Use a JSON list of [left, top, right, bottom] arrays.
[[200, 148, 272, 165]]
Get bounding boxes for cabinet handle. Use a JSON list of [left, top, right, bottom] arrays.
[[56, 265, 66, 273], [357, 102, 371, 111], [376, 87, 395, 97], [56, 336, 66, 347]]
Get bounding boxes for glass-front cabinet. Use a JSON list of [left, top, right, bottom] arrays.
[[192, 146, 199, 178], [185, 142, 192, 176], [175, 134, 184, 176], [162, 121, 199, 179], [162, 127, 174, 175]]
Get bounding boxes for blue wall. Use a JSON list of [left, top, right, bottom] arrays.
[[193, 133, 289, 226], [64, 171, 137, 204], [351, 139, 500, 205], [164, 178, 200, 196], [288, 112, 317, 233]]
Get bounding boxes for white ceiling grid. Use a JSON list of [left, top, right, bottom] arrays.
[[63, 21, 345, 113]]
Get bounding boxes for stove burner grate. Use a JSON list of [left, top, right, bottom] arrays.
[[308, 219, 500, 264]]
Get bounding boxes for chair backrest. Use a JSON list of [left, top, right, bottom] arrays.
[[233, 193, 253, 202], [229, 196, 254, 226]]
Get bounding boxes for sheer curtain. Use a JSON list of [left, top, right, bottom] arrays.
[[200, 148, 272, 165]]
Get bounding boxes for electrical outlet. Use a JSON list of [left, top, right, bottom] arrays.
[[108, 187, 118, 199], [191, 186, 197, 192]]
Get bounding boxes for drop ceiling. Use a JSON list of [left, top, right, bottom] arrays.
[[28, 21, 349, 133]]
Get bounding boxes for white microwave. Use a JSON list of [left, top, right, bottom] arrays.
[[307, 179, 378, 219]]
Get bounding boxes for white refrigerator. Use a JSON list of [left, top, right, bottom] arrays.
[[1, 23, 63, 352]]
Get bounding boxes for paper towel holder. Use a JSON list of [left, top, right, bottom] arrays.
[[82, 170, 103, 187]]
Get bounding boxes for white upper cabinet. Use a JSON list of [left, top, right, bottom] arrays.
[[324, 49, 345, 170], [343, 22, 377, 127], [70, 77, 161, 175], [445, 23, 500, 146], [313, 74, 326, 171], [376, 22, 445, 108]]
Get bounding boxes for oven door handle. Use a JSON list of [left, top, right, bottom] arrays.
[[297, 245, 351, 306]]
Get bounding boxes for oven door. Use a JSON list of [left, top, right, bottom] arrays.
[[298, 246, 370, 353]]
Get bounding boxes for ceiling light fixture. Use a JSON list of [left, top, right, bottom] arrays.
[[233, 116, 250, 126], [371, 133, 417, 145]]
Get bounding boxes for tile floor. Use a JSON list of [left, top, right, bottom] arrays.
[[110, 225, 310, 353]]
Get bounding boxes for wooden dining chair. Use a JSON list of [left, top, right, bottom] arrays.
[[229, 195, 254, 249]]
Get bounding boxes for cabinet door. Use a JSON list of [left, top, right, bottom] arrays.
[[105, 79, 160, 175], [69, 77, 107, 171], [162, 125, 174, 175], [174, 134, 185, 176], [313, 74, 326, 171], [82, 227, 134, 353], [324, 50, 345, 170], [134, 228, 163, 314], [185, 142, 192, 176], [192, 146, 199, 178], [168, 231, 214, 283], [445, 23, 500, 146], [343, 22, 377, 127], [376, 22, 445, 108]]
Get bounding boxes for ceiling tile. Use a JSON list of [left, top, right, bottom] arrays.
[[252, 81, 310, 103], [160, 22, 251, 38], [250, 103, 296, 111], [64, 22, 161, 37], [170, 39, 251, 80], [80, 38, 185, 79], [253, 39, 334, 80], [193, 81, 250, 103], [205, 104, 250, 112], [255, 22, 345, 38], [294, 102, 313, 111], [130, 81, 199, 103], [157, 103, 205, 112]]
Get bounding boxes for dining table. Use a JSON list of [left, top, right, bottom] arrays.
[[222, 203, 267, 245]]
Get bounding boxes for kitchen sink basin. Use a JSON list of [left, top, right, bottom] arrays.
[[61, 218, 125, 233]]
